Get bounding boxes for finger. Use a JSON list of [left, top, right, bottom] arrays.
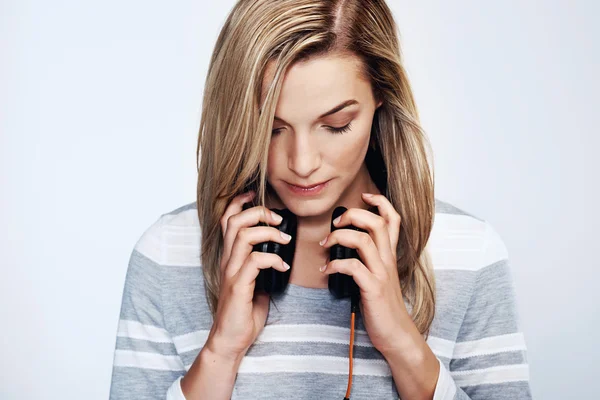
[[360, 193, 401, 259], [322, 258, 379, 294], [221, 191, 256, 265], [234, 251, 289, 288], [225, 225, 291, 278], [222, 203, 284, 274], [322, 227, 388, 277], [331, 207, 395, 266], [221, 191, 256, 238]]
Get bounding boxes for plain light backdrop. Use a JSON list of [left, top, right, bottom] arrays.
[[1, 1, 598, 399]]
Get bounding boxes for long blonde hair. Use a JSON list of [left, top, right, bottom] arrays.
[[196, 0, 436, 337]]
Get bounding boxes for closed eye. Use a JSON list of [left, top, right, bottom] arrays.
[[271, 122, 353, 136], [325, 122, 352, 134]]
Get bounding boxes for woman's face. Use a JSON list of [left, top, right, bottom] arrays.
[[262, 53, 382, 219]]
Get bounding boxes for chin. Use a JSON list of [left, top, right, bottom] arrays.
[[276, 191, 341, 218], [285, 199, 329, 217]]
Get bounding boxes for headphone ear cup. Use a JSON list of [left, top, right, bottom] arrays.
[[244, 207, 297, 295], [268, 209, 297, 268], [327, 206, 379, 298], [328, 206, 362, 299]]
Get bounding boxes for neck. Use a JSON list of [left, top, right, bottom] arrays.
[[265, 163, 382, 243]]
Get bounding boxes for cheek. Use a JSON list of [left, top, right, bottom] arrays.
[[267, 140, 282, 176], [328, 122, 371, 168]]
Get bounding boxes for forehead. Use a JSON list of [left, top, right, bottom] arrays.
[[260, 54, 370, 110]]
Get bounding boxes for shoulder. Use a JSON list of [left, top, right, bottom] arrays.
[[131, 201, 201, 268], [427, 198, 518, 343], [430, 197, 509, 273]]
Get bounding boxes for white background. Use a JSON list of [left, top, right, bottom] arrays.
[[1, 1, 598, 398]]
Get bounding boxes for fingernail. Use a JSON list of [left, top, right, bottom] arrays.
[[280, 231, 291, 241], [319, 264, 327, 272], [362, 193, 373, 198], [283, 262, 291, 270], [333, 216, 341, 225], [319, 236, 327, 246], [272, 211, 283, 222]]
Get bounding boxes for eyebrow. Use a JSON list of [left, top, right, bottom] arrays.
[[273, 99, 359, 124]]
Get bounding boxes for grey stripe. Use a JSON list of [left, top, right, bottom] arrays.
[[115, 336, 179, 356], [161, 201, 197, 216], [232, 373, 399, 400], [429, 269, 477, 340], [245, 341, 387, 360], [435, 198, 484, 221], [455, 259, 520, 341], [458, 381, 531, 398], [450, 350, 528, 371], [109, 367, 183, 400], [118, 250, 164, 327]]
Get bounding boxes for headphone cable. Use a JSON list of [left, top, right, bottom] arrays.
[[343, 293, 359, 400]]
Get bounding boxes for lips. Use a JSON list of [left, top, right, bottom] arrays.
[[284, 179, 331, 196], [287, 180, 329, 189]]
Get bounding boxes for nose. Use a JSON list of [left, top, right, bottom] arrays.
[[287, 131, 321, 178]]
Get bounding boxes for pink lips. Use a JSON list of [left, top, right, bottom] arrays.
[[285, 179, 331, 196]]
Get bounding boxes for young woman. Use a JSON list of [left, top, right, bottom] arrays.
[[109, 1, 532, 399]]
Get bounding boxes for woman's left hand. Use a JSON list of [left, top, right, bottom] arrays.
[[319, 192, 411, 355]]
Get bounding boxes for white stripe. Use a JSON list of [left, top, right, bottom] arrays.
[[133, 219, 165, 265], [453, 333, 526, 359], [117, 320, 173, 343], [173, 330, 210, 353], [255, 324, 373, 347], [426, 335, 455, 359], [134, 210, 203, 267], [427, 214, 487, 271], [183, 355, 391, 376], [481, 222, 509, 267], [451, 364, 530, 387], [162, 208, 201, 230], [172, 324, 453, 360], [114, 349, 185, 371], [162, 209, 202, 267], [139, 210, 505, 270]]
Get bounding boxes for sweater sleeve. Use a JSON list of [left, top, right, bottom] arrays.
[[432, 221, 533, 399], [109, 216, 188, 400]]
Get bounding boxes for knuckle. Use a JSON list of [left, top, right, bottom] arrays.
[[221, 263, 234, 279], [238, 226, 250, 241], [227, 214, 238, 230], [220, 216, 229, 233], [328, 259, 338, 271], [360, 232, 371, 246], [259, 206, 270, 219], [249, 251, 262, 263]]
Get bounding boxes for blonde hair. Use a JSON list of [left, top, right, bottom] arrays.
[[196, 0, 436, 337]]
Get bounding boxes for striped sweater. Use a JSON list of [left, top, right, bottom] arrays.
[[109, 199, 532, 399]]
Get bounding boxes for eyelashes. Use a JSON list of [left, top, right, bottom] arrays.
[[326, 122, 352, 134], [271, 122, 353, 136]]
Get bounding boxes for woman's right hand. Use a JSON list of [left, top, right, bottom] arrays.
[[204, 190, 292, 362]]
